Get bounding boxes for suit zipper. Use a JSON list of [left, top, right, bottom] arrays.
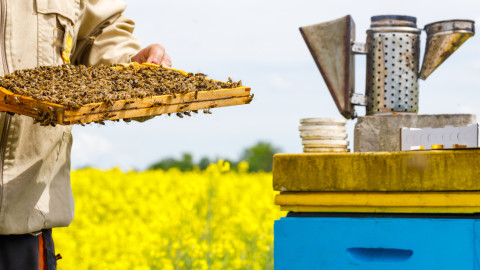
[[0, 0, 10, 214]]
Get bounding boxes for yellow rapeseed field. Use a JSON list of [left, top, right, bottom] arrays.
[[54, 161, 283, 269]]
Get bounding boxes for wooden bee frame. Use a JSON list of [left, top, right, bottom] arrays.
[[0, 86, 252, 125]]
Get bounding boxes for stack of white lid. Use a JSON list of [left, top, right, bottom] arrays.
[[299, 118, 349, 153]]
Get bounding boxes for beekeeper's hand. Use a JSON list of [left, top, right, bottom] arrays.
[[132, 44, 172, 67]]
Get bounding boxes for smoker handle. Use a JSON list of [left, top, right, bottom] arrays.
[[347, 247, 413, 263]]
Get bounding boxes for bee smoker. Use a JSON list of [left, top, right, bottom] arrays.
[[300, 15, 475, 119]]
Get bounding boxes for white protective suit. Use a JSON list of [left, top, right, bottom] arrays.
[[0, 0, 141, 234]]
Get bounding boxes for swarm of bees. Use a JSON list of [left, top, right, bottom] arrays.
[[0, 64, 242, 109]]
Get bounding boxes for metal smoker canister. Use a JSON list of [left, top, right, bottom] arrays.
[[366, 15, 421, 115]]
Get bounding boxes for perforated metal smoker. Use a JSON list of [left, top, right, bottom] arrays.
[[300, 15, 475, 119], [366, 15, 421, 114]]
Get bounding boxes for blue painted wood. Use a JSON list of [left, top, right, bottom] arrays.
[[474, 221, 480, 269], [274, 217, 477, 269]]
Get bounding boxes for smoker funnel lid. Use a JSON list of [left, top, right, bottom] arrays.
[[371, 15, 417, 27], [419, 19, 475, 80], [424, 19, 475, 34]]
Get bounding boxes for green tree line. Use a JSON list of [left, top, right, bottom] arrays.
[[148, 141, 281, 172]]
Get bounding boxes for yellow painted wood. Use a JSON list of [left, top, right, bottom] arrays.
[[280, 206, 480, 214], [273, 151, 480, 192], [275, 192, 480, 207]]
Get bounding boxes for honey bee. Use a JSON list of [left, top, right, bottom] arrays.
[[184, 111, 191, 117], [247, 93, 254, 103], [41, 111, 53, 122], [203, 109, 212, 114], [33, 108, 41, 117], [104, 113, 117, 119], [176, 112, 183, 118], [90, 104, 101, 111]]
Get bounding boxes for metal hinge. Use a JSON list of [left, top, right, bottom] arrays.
[[351, 42, 367, 54], [350, 93, 367, 106]]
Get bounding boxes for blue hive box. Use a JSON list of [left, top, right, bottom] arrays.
[[274, 216, 480, 269]]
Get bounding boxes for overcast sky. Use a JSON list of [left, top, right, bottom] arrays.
[[71, 0, 480, 170]]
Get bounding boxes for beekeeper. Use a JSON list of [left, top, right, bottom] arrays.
[[0, 1, 170, 269]]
